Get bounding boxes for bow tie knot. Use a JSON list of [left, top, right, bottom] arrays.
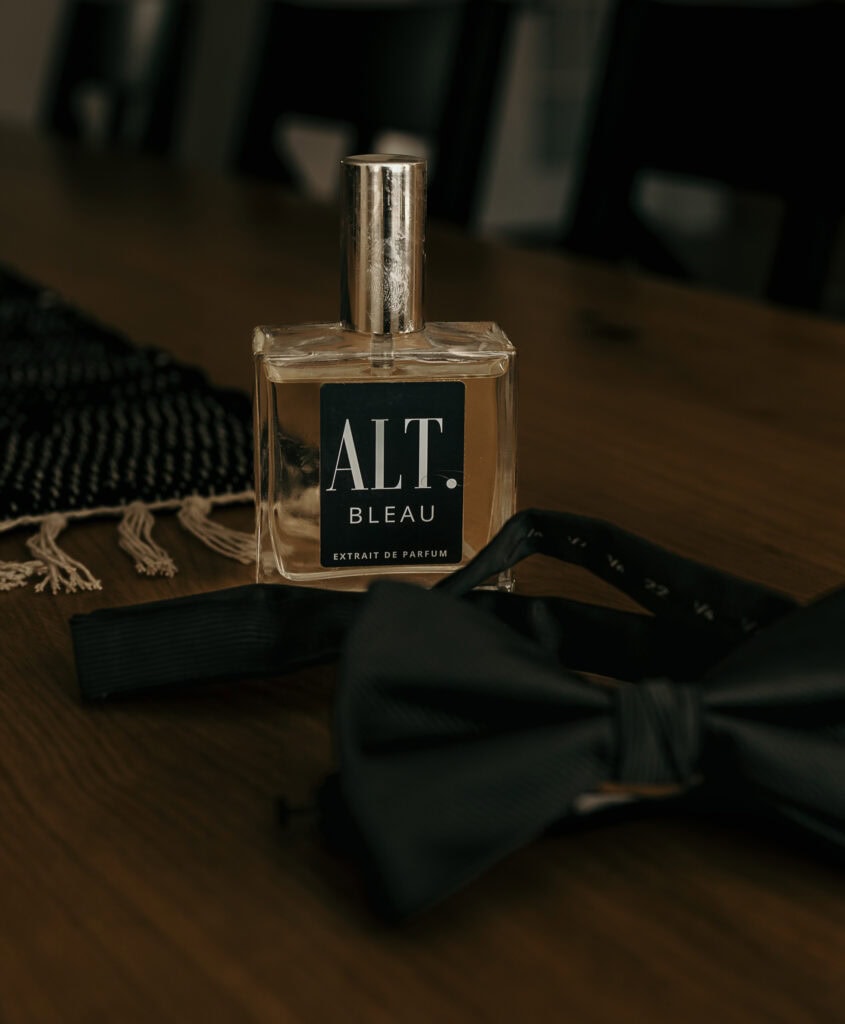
[[615, 680, 701, 787]]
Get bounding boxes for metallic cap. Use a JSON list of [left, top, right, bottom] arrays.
[[340, 154, 426, 335]]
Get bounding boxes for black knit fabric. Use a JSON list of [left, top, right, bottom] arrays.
[[0, 265, 252, 525]]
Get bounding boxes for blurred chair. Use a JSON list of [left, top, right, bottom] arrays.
[[230, 0, 518, 228], [561, 0, 845, 313], [39, 0, 196, 155]]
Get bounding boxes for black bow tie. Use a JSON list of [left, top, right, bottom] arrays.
[[70, 509, 845, 923], [318, 577, 845, 922], [308, 509, 845, 922]]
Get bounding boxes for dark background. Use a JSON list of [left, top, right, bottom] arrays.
[[2, 0, 844, 321]]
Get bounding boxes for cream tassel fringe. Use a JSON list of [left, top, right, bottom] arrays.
[[176, 496, 255, 564], [118, 502, 177, 577], [0, 557, 47, 591], [25, 513, 102, 593]]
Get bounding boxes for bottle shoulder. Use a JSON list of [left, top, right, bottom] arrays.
[[253, 321, 515, 361]]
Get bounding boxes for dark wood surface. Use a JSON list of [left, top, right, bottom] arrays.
[[1, 122, 844, 1023]]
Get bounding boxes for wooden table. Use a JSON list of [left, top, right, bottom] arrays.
[[1, 123, 844, 1023]]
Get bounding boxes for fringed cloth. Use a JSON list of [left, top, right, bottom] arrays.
[[0, 265, 255, 592]]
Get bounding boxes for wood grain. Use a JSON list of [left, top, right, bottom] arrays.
[[1, 123, 844, 1023]]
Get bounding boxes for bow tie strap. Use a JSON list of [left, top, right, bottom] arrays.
[[471, 592, 738, 683], [71, 583, 361, 700], [72, 581, 751, 701], [438, 509, 797, 642], [71, 508, 797, 700]]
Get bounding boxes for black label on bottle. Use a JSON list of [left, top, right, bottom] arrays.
[[320, 381, 465, 568]]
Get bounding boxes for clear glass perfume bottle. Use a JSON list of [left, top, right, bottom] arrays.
[[253, 154, 516, 591]]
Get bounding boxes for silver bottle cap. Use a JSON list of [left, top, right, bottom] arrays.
[[340, 154, 426, 335]]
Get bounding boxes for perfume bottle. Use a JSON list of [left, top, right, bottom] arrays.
[[253, 154, 516, 591]]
